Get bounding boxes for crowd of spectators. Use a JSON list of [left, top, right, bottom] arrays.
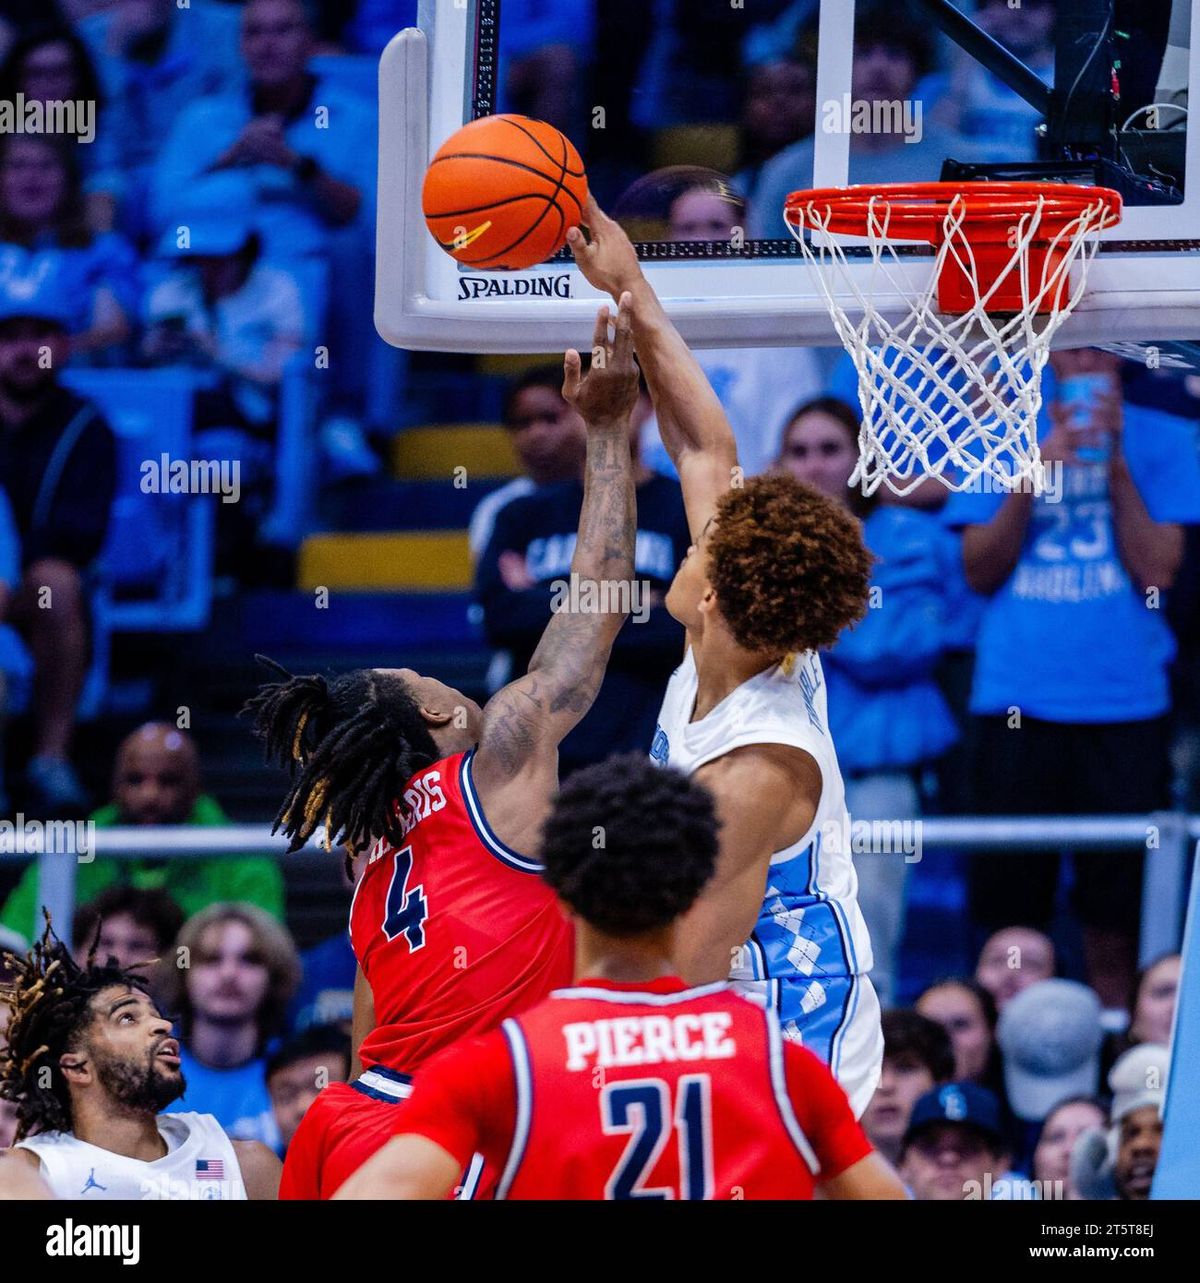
[[0, 714, 1183, 1196], [0, 0, 388, 813], [856, 946, 1179, 1199], [1, 835, 1178, 1198]]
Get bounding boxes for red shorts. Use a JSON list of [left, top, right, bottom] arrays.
[[280, 1070, 489, 1200]]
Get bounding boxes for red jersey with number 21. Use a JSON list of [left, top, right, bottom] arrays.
[[400, 976, 873, 1199], [349, 748, 574, 1073]]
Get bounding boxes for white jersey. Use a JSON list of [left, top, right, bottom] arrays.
[[16, 1112, 245, 1200], [651, 647, 883, 1116]]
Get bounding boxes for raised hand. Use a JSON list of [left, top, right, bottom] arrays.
[[1042, 406, 1084, 467], [213, 116, 297, 171], [566, 196, 644, 301], [562, 293, 641, 429]]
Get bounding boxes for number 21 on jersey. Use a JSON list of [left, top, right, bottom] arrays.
[[601, 1075, 714, 1199]]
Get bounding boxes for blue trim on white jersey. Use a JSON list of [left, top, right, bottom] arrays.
[[829, 972, 860, 1076], [776, 827, 858, 1076], [456, 1152, 486, 1201], [823, 898, 860, 1075], [459, 749, 544, 874], [762, 1008, 820, 1175], [549, 982, 729, 1006], [743, 935, 780, 1015], [496, 1020, 533, 1199]]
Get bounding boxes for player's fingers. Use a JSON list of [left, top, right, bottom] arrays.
[[587, 193, 620, 240], [613, 292, 634, 364], [566, 225, 589, 258], [562, 348, 581, 399], [591, 304, 610, 358]]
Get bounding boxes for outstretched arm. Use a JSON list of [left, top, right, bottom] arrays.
[[569, 196, 739, 541], [470, 298, 640, 846]]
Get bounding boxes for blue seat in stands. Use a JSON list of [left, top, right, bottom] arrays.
[[61, 368, 216, 716]]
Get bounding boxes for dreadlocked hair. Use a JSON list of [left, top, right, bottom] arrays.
[[0, 918, 151, 1141], [242, 656, 442, 855]]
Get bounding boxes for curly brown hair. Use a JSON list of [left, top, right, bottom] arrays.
[[706, 474, 873, 653]]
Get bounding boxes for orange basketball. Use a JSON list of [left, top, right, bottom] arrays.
[[422, 114, 588, 271]]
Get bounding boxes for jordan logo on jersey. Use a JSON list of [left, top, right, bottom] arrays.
[[649, 727, 669, 766], [80, 1167, 107, 1195]]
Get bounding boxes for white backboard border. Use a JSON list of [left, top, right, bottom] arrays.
[[375, 0, 1200, 354]]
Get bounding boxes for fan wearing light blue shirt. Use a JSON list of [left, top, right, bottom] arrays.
[[943, 349, 1200, 1010], [78, 0, 245, 241], [149, 0, 375, 263], [914, 0, 1055, 166], [748, 12, 980, 239], [159, 904, 300, 1152]]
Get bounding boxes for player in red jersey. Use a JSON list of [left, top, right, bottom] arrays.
[[335, 754, 907, 1200], [245, 299, 641, 1198]]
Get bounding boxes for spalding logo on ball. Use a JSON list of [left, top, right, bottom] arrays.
[[422, 114, 588, 271]]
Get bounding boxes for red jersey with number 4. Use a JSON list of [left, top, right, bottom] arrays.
[[399, 976, 874, 1199], [349, 748, 574, 1073]]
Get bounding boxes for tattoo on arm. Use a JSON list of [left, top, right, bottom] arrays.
[[479, 303, 640, 778]]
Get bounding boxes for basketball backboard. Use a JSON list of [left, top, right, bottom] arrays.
[[376, 0, 1200, 354]]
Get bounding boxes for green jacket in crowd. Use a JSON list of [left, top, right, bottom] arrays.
[[0, 794, 286, 943]]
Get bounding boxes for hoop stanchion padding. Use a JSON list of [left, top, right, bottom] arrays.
[[785, 182, 1122, 496]]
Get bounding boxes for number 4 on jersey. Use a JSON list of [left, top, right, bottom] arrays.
[[383, 846, 428, 951]]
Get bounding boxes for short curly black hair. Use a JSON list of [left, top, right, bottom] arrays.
[[539, 754, 720, 937], [707, 474, 872, 654]]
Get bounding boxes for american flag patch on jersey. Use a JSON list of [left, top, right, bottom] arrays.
[[195, 1159, 225, 1180]]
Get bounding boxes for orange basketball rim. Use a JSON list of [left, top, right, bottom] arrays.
[[786, 181, 1123, 314]]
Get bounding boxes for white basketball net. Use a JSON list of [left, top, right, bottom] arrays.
[[786, 191, 1117, 495]]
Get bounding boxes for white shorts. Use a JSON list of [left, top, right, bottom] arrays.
[[730, 971, 883, 1118]]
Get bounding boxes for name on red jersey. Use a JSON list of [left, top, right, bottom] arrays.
[[562, 1012, 737, 1072], [368, 770, 448, 864]]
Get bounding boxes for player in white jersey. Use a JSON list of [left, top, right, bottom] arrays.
[[569, 198, 884, 1116], [0, 925, 279, 1199]]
